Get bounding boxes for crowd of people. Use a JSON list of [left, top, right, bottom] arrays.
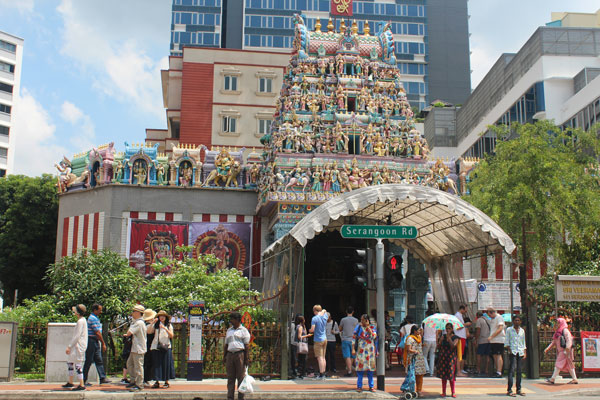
[[288, 303, 579, 398], [62, 303, 176, 392]]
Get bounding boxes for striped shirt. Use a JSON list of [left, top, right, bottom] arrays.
[[87, 313, 102, 337]]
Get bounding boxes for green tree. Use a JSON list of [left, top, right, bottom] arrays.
[[465, 121, 600, 311], [140, 249, 261, 319], [46, 249, 145, 322], [0, 174, 58, 304]]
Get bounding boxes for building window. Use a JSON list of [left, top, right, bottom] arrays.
[[0, 169, 5, 178], [259, 77, 272, 93], [0, 125, 8, 136], [222, 116, 237, 133], [0, 61, 14, 74], [0, 82, 13, 94], [258, 119, 271, 135], [0, 40, 16, 53], [224, 75, 238, 91], [0, 147, 7, 161], [0, 104, 11, 114]]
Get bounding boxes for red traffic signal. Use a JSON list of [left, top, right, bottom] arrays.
[[387, 255, 402, 271]]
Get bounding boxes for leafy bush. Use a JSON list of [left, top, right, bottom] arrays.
[[0, 295, 70, 324]]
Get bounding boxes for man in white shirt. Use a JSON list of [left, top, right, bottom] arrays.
[[124, 304, 147, 391], [454, 304, 471, 375], [223, 312, 251, 400], [339, 306, 359, 377], [422, 310, 438, 376], [487, 307, 506, 378]]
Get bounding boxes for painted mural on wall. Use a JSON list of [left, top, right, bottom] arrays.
[[129, 221, 188, 276], [189, 222, 251, 275]]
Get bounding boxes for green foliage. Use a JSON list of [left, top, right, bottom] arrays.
[[0, 174, 58, 304], [46, 249, 144, 322], [465, 121, 600, 263], [0, 295, 70, 324], [140, 249, 260, 318], [433, 101, 446, 108]]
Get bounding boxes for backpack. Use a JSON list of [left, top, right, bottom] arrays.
[[559, 329, 567, 349]]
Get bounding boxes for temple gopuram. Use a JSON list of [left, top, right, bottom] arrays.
[[257, 16, 458, 240]]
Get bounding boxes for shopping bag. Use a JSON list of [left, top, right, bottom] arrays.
[[238, 368, 255, 394]]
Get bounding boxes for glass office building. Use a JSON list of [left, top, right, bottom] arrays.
[[170, 0, 471, 109]]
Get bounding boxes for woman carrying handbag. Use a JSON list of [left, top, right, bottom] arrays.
[[147, 310, 176, 389], [295, 315, 312, 379]]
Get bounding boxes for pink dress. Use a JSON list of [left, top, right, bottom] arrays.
[[553, 329, 575, 372]]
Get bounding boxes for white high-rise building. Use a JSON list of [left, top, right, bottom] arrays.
[[0, 31, 24, 177]]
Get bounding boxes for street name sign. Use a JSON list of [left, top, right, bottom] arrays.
[[340, 225, 418, 239]]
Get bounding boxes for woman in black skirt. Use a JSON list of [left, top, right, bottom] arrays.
[[147, 310, 176, 388], [437, 322, 459, 398]]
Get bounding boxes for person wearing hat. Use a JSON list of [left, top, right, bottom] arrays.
[[124, 304, 148, 391], [142, 308, 157, 385], [62, 304, 88, 391], [148, 310, 176, 389]]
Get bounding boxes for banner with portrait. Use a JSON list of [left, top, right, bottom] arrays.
[[189, 222, 252, 275], [581, 331, 600, 372], [129, 221, 188, 275]]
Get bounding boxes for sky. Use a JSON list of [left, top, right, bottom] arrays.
[[1, 0, 598, 176]]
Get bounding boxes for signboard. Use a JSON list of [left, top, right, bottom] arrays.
[[556, 275, 600, 302], [187, 300, 205, 381], [331, 0, 352, 16], [476, 282, 521, 311], [0, 322, 17, 381], [340, 225, 418, 239], [463, 279, 478, 303], [582, 331, 600, 371]]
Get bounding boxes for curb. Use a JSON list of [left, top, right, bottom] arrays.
[[0, 390, 398, 400]]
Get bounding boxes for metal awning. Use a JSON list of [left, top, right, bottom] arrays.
[[263, 184, 515, 263]]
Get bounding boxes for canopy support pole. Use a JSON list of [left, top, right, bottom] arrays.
[[376, 239, 386, 390]]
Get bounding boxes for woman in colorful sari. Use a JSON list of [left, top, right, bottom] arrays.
[[544, 317, 578, 384], [401, 325, 428, 397], [352, 314, 377, 392], [437, 322, 459, 398]]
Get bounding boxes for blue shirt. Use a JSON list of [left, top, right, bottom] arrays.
[[311, 314, 328, 343], [505, 326, 526, 356], [87, 313, 102, 338]]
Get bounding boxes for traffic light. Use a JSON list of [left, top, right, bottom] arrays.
[[351, 249, 369, 288], [386, 253, 404, 289]]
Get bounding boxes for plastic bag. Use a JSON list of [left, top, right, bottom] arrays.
[[238, 368, 255, 394]]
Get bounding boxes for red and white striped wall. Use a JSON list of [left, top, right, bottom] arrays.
[[192, 214, 254, 223], [61, 212, 105, 257]]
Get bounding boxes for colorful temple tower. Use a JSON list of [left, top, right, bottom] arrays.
[[257, 15, 457, 240]]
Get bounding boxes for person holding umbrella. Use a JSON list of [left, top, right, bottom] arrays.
[[437, 322, 459, 398]]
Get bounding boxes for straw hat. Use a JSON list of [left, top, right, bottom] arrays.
[[132, 304, 145, 314], [156, 310, 170, 318], [143, 308, 157, 321]]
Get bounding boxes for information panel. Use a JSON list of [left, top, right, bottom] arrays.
[[476, 282, 521, 311], [556, 275, 600, 302], [581, 331, 600, 372], [187, 300, 205, 381]]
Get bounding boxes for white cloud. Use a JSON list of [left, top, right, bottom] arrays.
[[60, 101, 95, 149], [0, 0, 34, 14], [12, 89, 69, 176], [56, 0, 170, 118]]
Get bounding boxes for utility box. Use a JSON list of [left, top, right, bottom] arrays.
[[0, 321, 17, 382], [46, 323, 98, 383]]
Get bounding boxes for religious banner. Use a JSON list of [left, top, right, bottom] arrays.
[[581, 331, 600, 372], [556, 275, 600, 302], [129, 221, 188, 275], [189, 222, 252, 275], [331, 0, 352, 17]]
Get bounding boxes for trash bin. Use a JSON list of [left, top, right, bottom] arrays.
[[0, 321, 18, 382]]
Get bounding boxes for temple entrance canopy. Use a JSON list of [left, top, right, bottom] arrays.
[[262, 184, 516, 314]]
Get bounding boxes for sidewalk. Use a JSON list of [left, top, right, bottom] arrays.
[[0, 376, 599, 399]]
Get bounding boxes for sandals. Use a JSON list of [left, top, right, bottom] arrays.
[[567, 380, 578, 385], [517, 391, 526, 396], [164, 382, 170, 388], [356, 388, 362, 393], [152, 382, 160, 389], [545, 378, 555, 384], [508, 392, 516, 397], [369, 387, 375, 392]]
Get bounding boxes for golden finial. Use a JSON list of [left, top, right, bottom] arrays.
[[315, 18, 321, 33], [364, 21, 370, 36], [340, 20, 346, 34], [327, 18, 334, 33], [351, 20, 358, 35]]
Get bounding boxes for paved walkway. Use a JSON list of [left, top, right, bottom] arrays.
[[0, 376, 599, 399]]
